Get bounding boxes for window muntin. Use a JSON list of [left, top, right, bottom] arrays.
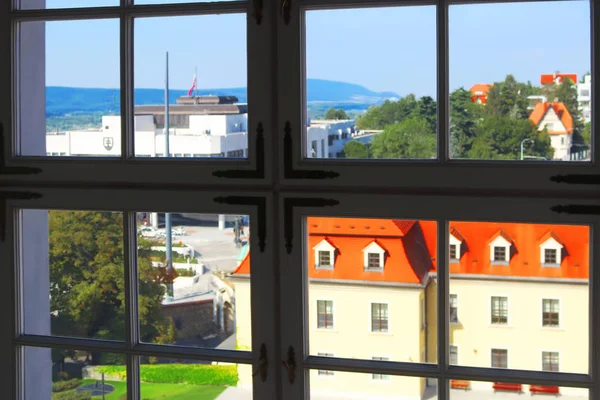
[[371, 357, 390, 380], [491, 349, 508, 369], [491, 296, 508, 325], [318, 251, 331, 267], [449, 244, 457, 261], [371, 303, 389, 333], [542, 351, 559, 372], [493, 246, 507, 263], [367, 253, 381, 269], [544, 248, 558, 264], [317, 300, 334, 329], [449, 294, 458, 323], [543, 299, 560, 328]]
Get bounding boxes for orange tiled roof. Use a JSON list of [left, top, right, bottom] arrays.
[[232, 219, 588, 281], [469, 84, 493, 104], [529, 102, 573, 134], [540, 73, 577, 85]]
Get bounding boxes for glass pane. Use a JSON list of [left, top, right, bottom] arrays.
[[306, 217, 438, 363], [308, 370, 436, 399], [448, 221, 589, 374], [449, 379, 588, 398], [133, 14, 248, 159], [18, 0, 117, 9], [137, 212, 251, 350], [23, 346, 126, 400], [304, 6, 437, 160], [136, 0, 240, 3], [139, 357, 252, 399], [19, 19, 121, 157], [449, 1, 591, 162], [21, 210, 126, 340]]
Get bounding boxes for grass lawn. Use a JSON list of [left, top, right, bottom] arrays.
[[79, 379, 227, 400]]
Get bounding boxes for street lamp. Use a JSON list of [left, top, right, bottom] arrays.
[[520, 138, 534, 160]]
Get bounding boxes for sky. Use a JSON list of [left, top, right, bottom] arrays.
[[41, 0, 591, 97]]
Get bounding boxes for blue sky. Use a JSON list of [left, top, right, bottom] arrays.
[[43, 0, 590, 97]]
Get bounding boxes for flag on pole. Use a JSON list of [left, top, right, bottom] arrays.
[[187, 73, 197, 97]]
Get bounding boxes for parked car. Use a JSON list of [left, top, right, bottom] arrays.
[[172, 227, 186, 236], [139, 226, 159, 238]]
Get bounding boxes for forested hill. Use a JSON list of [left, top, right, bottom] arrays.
[[46, 79, 399, 117]]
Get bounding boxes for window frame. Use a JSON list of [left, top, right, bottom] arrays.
[[542, 298, 561, 329], [370, 302, 390, 333], [491, 348, 508, 369], [449, 293, 458, 324], [490, 295, 509, 326], [542, 350, 560, 373], [316, 299, 335, 330]]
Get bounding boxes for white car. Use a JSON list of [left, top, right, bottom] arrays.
[[172, 227, 186, 236], [139, 227, 159, 237]]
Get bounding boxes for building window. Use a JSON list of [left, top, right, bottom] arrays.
[[318, 251, 332, 268], [493, 246, 507, 263], [450, 345, 458, 365], [491, 296, 508, 324], [449, 244, 457, 261], [491, 349, 508, 368], [544, 248, 557, 265], [317, 353, 334, 376], [561, 137, 565, 145], [372, 357, 390, 380], [450, 294, 458, 323], [317, 300, 334, 329], [321, 139, 325, 158], [367, 253, 381, 269], [543, 299, 559, 327], [542, 352, 559, 372], [371, 303, 389, 333]]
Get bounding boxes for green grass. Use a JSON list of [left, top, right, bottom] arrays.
[[97, 364, 238, 386], [78, 380, 226, 400]]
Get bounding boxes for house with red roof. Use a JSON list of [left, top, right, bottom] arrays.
[[470, 84, 493, 104], [231, 218, 588, 399], [529, 102, 574, 160], [541, 73, 578, 86]]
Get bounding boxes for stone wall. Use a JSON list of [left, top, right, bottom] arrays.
[[161, 299, 216, 341]]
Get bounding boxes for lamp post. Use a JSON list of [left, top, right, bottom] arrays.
[[520, 138, 534, 160]]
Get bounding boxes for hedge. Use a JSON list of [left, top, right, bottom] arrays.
[[96, 364, 238, 386], [52, 391, 91, 400], [52, 379, 80, 393]]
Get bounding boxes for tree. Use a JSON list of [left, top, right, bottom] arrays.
[[324, 107, 349, 120], [468, 116, 553, 160], [356, 95, 437, 131], [486, 75, 529, 119], [370, 116, 436, 159], [449, 88, 481, 158], [49, 211, 166, 363], [342, 141, 369, 158], [581, 122, 591, 146]]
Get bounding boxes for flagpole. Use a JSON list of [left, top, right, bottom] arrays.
[[194, 66, 198, 98]]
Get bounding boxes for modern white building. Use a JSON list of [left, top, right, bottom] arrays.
[[577, 74, 591, 122], [46, 96, 249, 158], [306, 119, 381, 159]]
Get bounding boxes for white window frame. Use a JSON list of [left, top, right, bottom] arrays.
[[490, 348, 509, 369], [369, 301, 390, 334], [316, 299, 335, 331], [363, 241, 385, 271], [541, 298, 561, 329], [489, 236, 511, 265], [449, 344, 458, 366], [490, 295, 510, 326], [449, 293, 458, 324], [449, 233, 462, 263], [313, 239, 336, 270], [541, 350, 560, 373], [540, 236, 563, 267]]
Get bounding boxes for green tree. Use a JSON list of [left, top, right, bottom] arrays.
[[324, 108, 349, 120], [342, 141, 369, 158], [449, 88, 481, 158], [469, 116, 553, 160], [486, 75, 529, 119], [581, 121, 591, 146], [415, 96, 437, 133], [49, 211, 166, 363], [370, 116, 436, 159]]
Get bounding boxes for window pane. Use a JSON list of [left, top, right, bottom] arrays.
[[138, 357, 252, 398], [450, 379, 588, 398], [18, 0, 118, 9], [304, 6, 437, 160], [136, 0, 241, 4], [19, 19, 121, 157], [21, 210, 125, 340], [137, 212, 250, 350], [308, 371, 436, 399], [449, 1, 591, 162], [22, 346, 126, 400], [134, 14, 248, 159], [448, 221, 589, 374], [307, 217, 438, 363]]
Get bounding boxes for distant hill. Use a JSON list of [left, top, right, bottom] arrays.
[[46, 80, 399, 117]]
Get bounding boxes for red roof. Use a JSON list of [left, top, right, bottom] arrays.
[[540, 73, 577, 85], [529, 102, 573, 134], [469, 84, 493, 104], [232, 219, 588, 282]]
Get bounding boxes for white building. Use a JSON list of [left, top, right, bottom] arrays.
[[46, 96, 249, 158], [306, 119, 381, 159], [577, 74, 591, 122], [529, 102, 573, 161]]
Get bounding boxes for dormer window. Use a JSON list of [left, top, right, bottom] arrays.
[[449, 228, 464, 263], [539, 231, 563, 267], [489, 230, 513, 265], [313, 239, 336, 270], [363, 241, 386, 271]]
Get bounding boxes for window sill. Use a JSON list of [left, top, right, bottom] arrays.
[[316, 266, 334, 270], [315, 328, 338, 333], [541, 263, 561, 268], [489, 324, 512, 329], [491, 261, 509, 266], [541, 326, 563, 331], [369, 331, 393, 336], [364, 268, 384, 272]]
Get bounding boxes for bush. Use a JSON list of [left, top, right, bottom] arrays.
[[52, 379, 80, 392], [97, 364, 238, 386], [52, 392, 91, 400]]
